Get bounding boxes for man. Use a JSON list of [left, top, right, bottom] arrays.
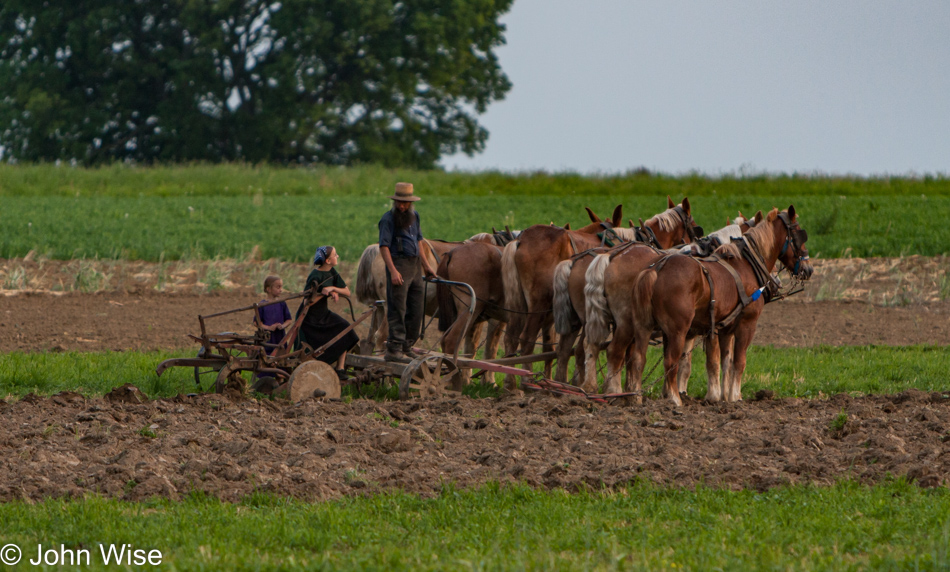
[[378, 182, 437, 361]]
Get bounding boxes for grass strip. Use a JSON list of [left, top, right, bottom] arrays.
[[0, 480, 947, 570], [3, 194, 948, 261], [1, 345, 948, 401], [2, 163, 949, 198]]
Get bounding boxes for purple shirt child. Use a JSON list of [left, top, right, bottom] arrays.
[[257, 301, 291, 347]]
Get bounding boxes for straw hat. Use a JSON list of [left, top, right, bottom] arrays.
[[389, 182, 420, 202]]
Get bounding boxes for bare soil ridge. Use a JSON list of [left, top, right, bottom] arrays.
[[2, 389, 947, 503]]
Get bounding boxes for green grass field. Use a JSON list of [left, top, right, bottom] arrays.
[[0, 480, 947, 571], [2, 345, 948, 401], [2, 165, 948, 261]]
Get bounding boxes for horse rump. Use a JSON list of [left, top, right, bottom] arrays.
[[436, 251, 458, 332]]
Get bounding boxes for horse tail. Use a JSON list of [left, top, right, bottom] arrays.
[[436, 251, 457, 332], [501, 240, 525, 319], [633, 267, 658, 332], [355, 243, 380, 305], [552, 259, 577, 335], [584, 253, 613, 346]]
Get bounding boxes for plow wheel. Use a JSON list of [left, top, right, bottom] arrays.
[[399, 355, 462, 400], [214, 363, 245, 394], [285, 360, 341, 402]]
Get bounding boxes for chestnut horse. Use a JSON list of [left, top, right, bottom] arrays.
[[501, 205, 624, 385], [551, 197, 704, 385], [355, 231, 514, 353], [631, 206, 812, 406], [583, 212, 762, 396], [435, 241, 512, 385]]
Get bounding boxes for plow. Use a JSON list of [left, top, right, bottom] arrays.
[[155, 278, 612, 402]]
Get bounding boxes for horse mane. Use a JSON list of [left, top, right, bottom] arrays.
[[465, 232, 493, 243], [644, 206, 681, 233], [707, 224, 743, 245], [715, 211, 778, 260], [611, 227, 638, 241]]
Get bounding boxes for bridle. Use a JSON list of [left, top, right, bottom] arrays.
[[673, 205, 704, 245], [777, 212, 809, 277]]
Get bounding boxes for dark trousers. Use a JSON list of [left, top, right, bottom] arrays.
[[385, 256, 424, 352]]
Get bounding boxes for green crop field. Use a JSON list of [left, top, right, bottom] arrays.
[[2, 345, 948, 401], [2, 165, 949, 261], [1, 480, 948, 571]]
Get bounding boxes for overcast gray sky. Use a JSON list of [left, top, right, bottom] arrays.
[[441, 1, 950, 176]]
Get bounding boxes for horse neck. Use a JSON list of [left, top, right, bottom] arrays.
[[749, 218, 787, 272], [574, 221, 607, 235], [644, 218, 681, 249]]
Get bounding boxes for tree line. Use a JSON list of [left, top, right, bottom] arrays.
[[0, 0, 512, 168]]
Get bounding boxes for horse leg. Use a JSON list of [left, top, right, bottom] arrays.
[[728, 322, 758, 402], [483, 319, 504, 361], [719, 331, 736, 402], [458, 319, 487, 387], [361, 305, 386, 354], [662, 332, 687, 407], [602, 321, 633, 395], [554, 327, 578, 383], [703, 334, 723, 403], [625, 328, 650, 405], [467, 321, 486, 356], [542, 317, 557, 379], [676, 336, 697, 397], [569, 329, 586, 386], [582, 333, 601, 394], [502, 312, 525, 391]]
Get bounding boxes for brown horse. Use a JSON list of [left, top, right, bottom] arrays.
[[583, 212, 762, 396], [501, 205, 623, 385], [354, 233, 506, 354], [551, 197, 705, 386], [631, 206, 812, 406], [435, 241, 513, 385]]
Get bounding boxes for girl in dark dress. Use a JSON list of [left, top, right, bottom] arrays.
[[298, 246, 359, 380]]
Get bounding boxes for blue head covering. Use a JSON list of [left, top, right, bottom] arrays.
[[313, 246, 331, 266]]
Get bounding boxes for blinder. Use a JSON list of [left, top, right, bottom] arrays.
[[777, 211, 810, 277]]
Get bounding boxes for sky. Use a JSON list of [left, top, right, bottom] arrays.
[[441, 0, 950, 177]]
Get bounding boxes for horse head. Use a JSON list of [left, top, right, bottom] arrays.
[[579, 205, 622, 234], [643, 197, 703, 248], [764, 206, 812, 280]]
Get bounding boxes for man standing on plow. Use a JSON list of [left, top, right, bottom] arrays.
[[378, 182, 437, 361]]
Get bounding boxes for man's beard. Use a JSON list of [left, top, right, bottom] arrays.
[[393, 205, 415, 230]]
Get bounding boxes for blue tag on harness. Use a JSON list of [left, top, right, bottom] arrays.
[[750, 287, 765, 302]]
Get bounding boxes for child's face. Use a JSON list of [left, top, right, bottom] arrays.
[[266, 280, 283, 297], [326, 249, 339, 266]]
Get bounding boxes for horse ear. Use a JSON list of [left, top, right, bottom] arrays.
[[737, 210, 744, 219], [788, 205, 796, 220], [564, 223, 571, 230], [585, 207, 601, 223], [628, 219, 635, 228], [767, 208, 779, 222], [753, 210, 764, 224], [682, 197, 690, 213], [667, 196, 675, 209], [492, 227, 497, 234], [610, 204, 623, 226], [726, 216, 732, 225]]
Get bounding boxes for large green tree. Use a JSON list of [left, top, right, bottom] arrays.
[[0, 0, 512, 168]]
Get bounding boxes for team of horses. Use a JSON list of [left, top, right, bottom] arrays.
[[355, 198, 813, 405]]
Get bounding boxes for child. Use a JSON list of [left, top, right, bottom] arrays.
[[298, 246, 359, 380], [256, 275, 293, 352]]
